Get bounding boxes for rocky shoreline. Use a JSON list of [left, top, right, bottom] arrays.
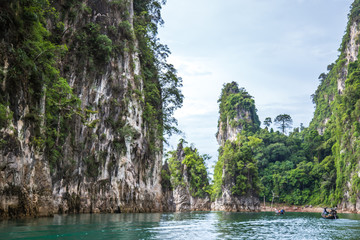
[[260, 204, 359, 214]]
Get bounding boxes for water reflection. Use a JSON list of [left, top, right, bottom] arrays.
[[1, 213, 163, 239], [213, 211, 360, 240], [1, 212, 360, 239]]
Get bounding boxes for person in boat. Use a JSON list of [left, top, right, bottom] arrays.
[[323, 208, 329, 215], [330, 207, 337, 218], [280, 209, 285, 215]]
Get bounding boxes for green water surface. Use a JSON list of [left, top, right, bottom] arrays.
[[1, 211, 360, 239]]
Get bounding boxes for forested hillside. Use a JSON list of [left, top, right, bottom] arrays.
[[212, 82, 325, 207], [212, 0, 360, 210], [310, 0, 360, 210]]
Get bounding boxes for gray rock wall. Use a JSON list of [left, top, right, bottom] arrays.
[[51, 0, 163, 214], [215, 84, 260, 212], [0, 0, 163, 219], [163, 144, 211, 212], [211, 189, 260, 212]]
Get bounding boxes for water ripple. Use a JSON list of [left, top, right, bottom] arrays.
[[1, 212, 360, 239]]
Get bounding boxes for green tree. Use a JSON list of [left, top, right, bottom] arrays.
[[217, 82, 260, 136], [134, 0, 184, 142], [166, 142, 211, 198], [0, 104, 12, 129], [263, 117, 272, 128], [213, 135, 261, 199], [274, 114, 293, 134]]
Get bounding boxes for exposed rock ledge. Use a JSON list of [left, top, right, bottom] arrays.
[[173, 186, 211, 212], [211, 190, 260, 212]]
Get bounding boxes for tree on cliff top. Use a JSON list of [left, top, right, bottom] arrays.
[[274, 114, 293, 134], [263, 117, 272, 128]]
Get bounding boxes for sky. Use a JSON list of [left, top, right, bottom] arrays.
[[158, 0, 353, 170]]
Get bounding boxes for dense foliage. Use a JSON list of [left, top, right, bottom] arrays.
[[254, 128, 337, 205], [212, 133, 262, 200], [166, 142, 211, 198], [309, 0, 360, 205], [216, 82, 260, 141], [0, 0, 183, 179], [0, 0, 81, 159], [134, 0, 183, 145], [211, 1, 360, 207], [214, 122, 338, 205], [213, 83, 261, 200], [213, 82, 338, 206]]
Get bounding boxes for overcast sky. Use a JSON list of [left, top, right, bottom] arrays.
[[158, 0, 353, 170]]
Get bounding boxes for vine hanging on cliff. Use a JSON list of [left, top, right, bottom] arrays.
[[134, 0, 183, 146]]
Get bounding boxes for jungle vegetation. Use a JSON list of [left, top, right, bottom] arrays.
[[208, 1, 360, 206], [165, 140, 211, 198], [211, 82, 340, 206]]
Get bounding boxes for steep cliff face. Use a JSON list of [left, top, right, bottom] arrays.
[[0, 0, 182, 219], [339, 21, 360, 93], [160, 162, 176, 212], [163, 142, 211, 212], [310, 0, 360, 211], [216, 82, 260, 146], [0, 0, 63, 219], [50, 0, 164, 215], [311, 6, 360, 134], [212, 82, 260, 212]]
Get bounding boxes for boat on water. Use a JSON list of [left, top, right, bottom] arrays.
[[321, 207, 338, 219], [275, 209, 285, 215], [322, 213, 338, 219]]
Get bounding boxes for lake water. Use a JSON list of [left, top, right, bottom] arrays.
[[1, 211, 360, 239]]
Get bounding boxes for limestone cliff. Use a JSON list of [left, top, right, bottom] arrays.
[[163, 142, 211, 212], [310, 0, 360, 212], [160, 162, 176, 212], [212, 82, 260, 212], [216, 82, 260, 146], [0, 0, 182, 219]]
